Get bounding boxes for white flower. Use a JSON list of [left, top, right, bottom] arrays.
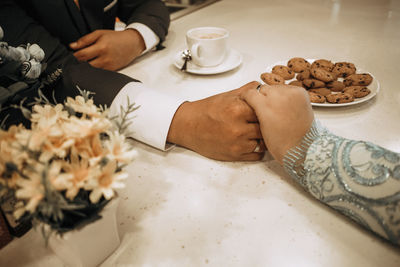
[[65, 96, 104, 118], [14, 161, 70, 218], [86, 160, 127, 203], [15, 46, 30, 62], [27, 43, 45, 62], [30, 103, 68, 129], [1, 90, 135, 236], [104, 131, 136, 164], [64, 116, 111, 140], [21, 59, 42, 79], [14, 169, 45, 218], [54, 153, 95, 200]]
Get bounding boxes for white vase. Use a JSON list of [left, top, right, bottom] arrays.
[[48, 198, 120, 267]]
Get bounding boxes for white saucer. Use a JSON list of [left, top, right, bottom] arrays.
[[174, 49, 242, 75]]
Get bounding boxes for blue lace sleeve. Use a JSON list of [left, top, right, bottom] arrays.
[[283, 120, 400, 245]]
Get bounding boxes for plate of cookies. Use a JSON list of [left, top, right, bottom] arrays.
[[260, 58, 380, 107]]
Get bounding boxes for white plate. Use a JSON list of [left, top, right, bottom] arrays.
[[174, 48, 242, 75], [265, 59, 380, 107]]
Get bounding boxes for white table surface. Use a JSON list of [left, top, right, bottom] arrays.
[[1, 0, 400, 266]]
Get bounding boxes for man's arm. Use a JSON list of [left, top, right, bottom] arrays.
[[110, 81, 266, 161], [71, 0, 170, 71]]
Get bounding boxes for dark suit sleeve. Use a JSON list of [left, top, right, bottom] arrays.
[[117, 0, 170, 43], [0, 0, 138, 126]]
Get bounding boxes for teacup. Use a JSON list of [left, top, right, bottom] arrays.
[[186, 27, 229, 67]]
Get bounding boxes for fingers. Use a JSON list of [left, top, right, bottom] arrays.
[[73, 43, 104, 62], [245, 121, 263, 139], [70, 31, 105, 62], [70, 30, 103, 50], [257, 84, 271, 96], [229, 81, 262, 122], [257, 139, 267, 152], [241, 139, 266, 161], [241, 88, 269, 117]]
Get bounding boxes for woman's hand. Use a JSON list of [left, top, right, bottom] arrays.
[[242, 84, 314, 164]]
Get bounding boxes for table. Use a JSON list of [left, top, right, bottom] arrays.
[[1, 0, 399, 266]]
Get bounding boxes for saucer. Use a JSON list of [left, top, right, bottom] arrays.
[[174, 49, 242, 75]]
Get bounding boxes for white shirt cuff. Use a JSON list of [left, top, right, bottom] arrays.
[[109, 82, 186, 151], [126, 22, 160, 54]]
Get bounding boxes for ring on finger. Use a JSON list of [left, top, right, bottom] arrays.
[[253, 140, 262, 153], [256, 83, 262, 92]]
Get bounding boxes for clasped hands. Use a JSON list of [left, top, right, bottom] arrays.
[[167, 81, 314, 163], [69, 29, 314, 163]]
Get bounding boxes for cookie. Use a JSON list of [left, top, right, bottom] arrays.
[[296, 69, 311, 81], [344, 86, 371, 98], [332, 62, 356, 78], [326, 81, 345, 92], [309, 88, 332, 96], [260, 72, 285, 85], [303, 78, 325, 89], [287, 57, 311, 73], [311, 59, 334, 71], [310, 67, 335, 82], [343, 73, 373, 86], [288, 80, 304, 88], [326, 92, 354, 104], [272, 65, 295, 80], [308, 92, 326, 103]]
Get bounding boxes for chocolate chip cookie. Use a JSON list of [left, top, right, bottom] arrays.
[[303, 78, 325, 89], [287, 57, 311, 73], [326, 92, 354, 103], [288, 80, 304, 87], [311, 59, 334, 71], [343, 73, 373, 86], [332, 62, 356, 78], [310, 67, 335, 82], [344, 86, 371, 98], [260, 72, 285, 85], [326, 81, 345, 92], [272, 65, 295, 80], [296, 69, 311, 81], [308, 92, 326, 103]]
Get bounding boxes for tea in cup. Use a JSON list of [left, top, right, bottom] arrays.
[[186, 27, 229, 67]]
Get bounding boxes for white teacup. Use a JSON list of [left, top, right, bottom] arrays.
[[186, 27, 229, 67]]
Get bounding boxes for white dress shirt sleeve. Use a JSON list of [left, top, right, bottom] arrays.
[[126, 22, 160, 54], [109, 82, 186, 151]]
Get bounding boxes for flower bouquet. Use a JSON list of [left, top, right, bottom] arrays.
[[0, 88, 137, 243]]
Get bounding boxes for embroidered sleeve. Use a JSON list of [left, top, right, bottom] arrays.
[[283, 120, 400, 245]]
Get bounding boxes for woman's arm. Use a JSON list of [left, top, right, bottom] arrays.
[[242, 84, 400, 245], [284, 121, 400, 245]]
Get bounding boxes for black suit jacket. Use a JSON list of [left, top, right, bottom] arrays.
[[0, 0, 170, 127], [15, 0, 170, 47]]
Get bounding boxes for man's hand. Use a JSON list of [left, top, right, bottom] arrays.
[[167, 81, 266, 161], [70, 29, 145, 71], [242, 84, 314, 165]]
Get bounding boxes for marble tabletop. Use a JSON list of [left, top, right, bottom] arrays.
[[1, 0, 399, 266]]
